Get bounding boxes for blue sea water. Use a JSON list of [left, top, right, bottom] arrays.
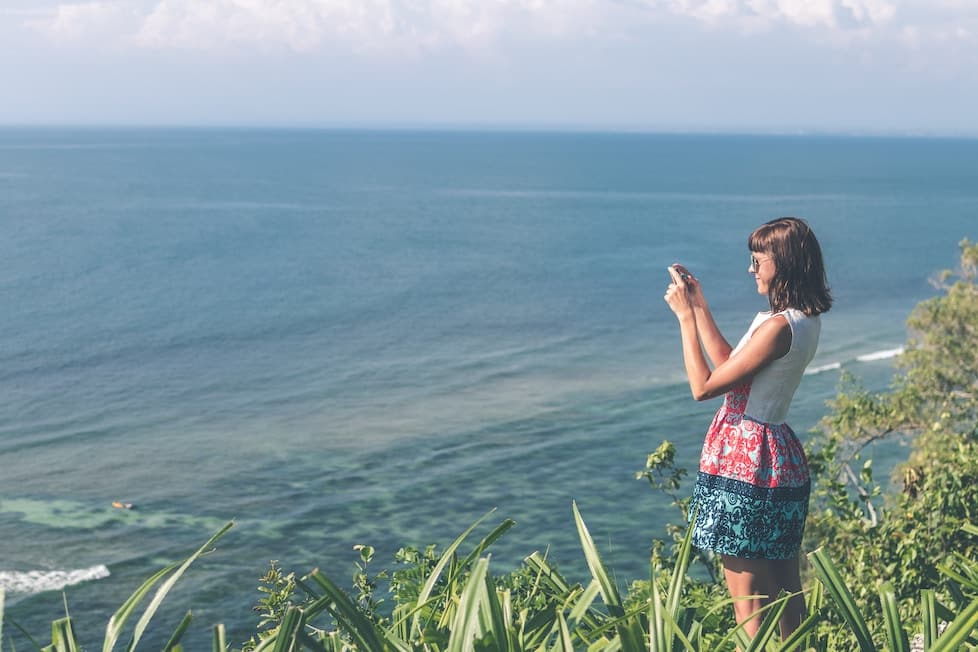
[[0, 128, 976, 646]]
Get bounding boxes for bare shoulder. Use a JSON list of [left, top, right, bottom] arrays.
[[749, 314, 792, 358]]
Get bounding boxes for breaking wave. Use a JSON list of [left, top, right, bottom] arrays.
[[804, 347, 904, 376], [0, 565, 110, 594]]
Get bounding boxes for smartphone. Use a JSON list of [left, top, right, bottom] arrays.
[[668, 265, 690, 281]]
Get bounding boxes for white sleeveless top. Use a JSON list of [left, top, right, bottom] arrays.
[[730, 308, 821, 424]]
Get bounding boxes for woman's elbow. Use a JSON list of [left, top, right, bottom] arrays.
[[690, 388, 712, 401]]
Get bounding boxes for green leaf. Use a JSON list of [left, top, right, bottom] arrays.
[[271, 607, 303, 652], [572, 502, 644, 652], [305, 569, 390, 652], [409, 508, 498, 637], [553, 611, 573, 652], [922, 590, 938, 650], [778, 612, 821, 652], [571, 502, 622, 613], [124, 521, 234, 652], [102, 563, 179, 652], [743, 592, 787, 652], [567, 580, 601, 629], [930, 597, 978, 652], [447, 557, 490, 652], [666, 521, 695, 619], [162, 612, 193, 652], [210, 622, 225, 652], [808, 547, 877, 652], [50, 617, 79, 652], [648, 558, 668, 652], [879, 582, 909, 652]]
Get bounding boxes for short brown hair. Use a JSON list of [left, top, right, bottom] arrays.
[[749, 217, 832, 316]]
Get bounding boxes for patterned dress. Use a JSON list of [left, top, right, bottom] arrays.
[[690, 308, 820, 560]]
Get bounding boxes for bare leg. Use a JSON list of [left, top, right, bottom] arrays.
[[767, 556, 805, 639], [721, 555, 770, 639], [721, 555, 806, 640]]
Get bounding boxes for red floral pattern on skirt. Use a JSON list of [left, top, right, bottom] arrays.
[[699, 382, 809, 489]]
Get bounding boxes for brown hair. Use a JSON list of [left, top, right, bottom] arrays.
[[749, 217, 832, 316]]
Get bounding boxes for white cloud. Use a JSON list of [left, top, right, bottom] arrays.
[[22, 0, 609, 53], [15, 0, 978, 57], [653, 0, 896, 30], [25, 1, 138, 43]]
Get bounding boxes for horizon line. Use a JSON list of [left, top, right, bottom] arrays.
[[1, 122, 976, 140]]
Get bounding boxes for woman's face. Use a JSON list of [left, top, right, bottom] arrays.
[[749, 251, 775, 295]]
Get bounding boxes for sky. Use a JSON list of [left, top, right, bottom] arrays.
[[1, 0, 977, 133]]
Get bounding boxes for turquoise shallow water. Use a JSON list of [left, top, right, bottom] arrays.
[[0, 128, 975, 646]]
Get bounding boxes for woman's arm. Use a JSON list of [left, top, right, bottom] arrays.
[[665, 267, 791, 401], [670, 264, 732, 365]]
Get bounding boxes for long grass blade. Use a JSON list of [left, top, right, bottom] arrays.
[[211, 623, 226, 652], [568, 579, 601, 628], [879, 582, 909, 652], [524, 552, 602, 633], [572, 502, 621, 613], [649, 559, 669, 652], [447, 557, 490, 652], [271, 606, 303, 652], [666, 520, 695, 619], [709, 597, 786, 652], [744, 593, 787, 652], [922, 589, 938, 649], [554, 611, 574, 652], [930, 597, 978, 652], [573, 502, 645, 652], [778, 611, 820, 652], [162, 611, 193, 652], [305, 569, 389, 652], [645, 594, 695, 652], [460, 519, 516, 570], [483, 582, 509, 651], [124, 521, 234, 652], [51, 617, 79, 652], [102, 564, 178, 652], [808, 547, 876, 652], [410, 509, 498, 636]]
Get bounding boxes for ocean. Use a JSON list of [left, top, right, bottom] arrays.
[[0, 128, 975, 647]]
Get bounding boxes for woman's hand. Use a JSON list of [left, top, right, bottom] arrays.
[[664, 265, 695, 319], [669, 264, 706, 310]]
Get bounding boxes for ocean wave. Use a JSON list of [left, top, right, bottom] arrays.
[[804, 347, 904, 376], [0, 565, 110, 594], [804, 361, 842, 375], [856, 347, 905, 362]]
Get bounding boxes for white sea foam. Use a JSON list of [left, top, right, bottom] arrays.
[[0, 565, 110, 594], [804, 347, 904, 375], [804, 361, 842, 375], [856, 347, 905, 362]]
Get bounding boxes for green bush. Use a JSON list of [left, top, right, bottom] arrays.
[[806, 238, 978, 648]]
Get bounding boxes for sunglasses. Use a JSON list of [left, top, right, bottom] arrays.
[[749, 254, 771, 271]]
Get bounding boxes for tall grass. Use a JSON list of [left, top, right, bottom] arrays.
[[3, 516, 978, 650]]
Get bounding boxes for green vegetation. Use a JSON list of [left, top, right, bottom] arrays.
[[3, 239, 978, 650], [804, 238, 978, 648]]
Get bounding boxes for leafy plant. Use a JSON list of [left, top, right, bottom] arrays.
[[805, 238, 978, 647]]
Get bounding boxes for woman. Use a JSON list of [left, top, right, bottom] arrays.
[[663, 217, 831, 639]]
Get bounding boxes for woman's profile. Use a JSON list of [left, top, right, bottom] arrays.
[[663, 216, 832, 639]]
